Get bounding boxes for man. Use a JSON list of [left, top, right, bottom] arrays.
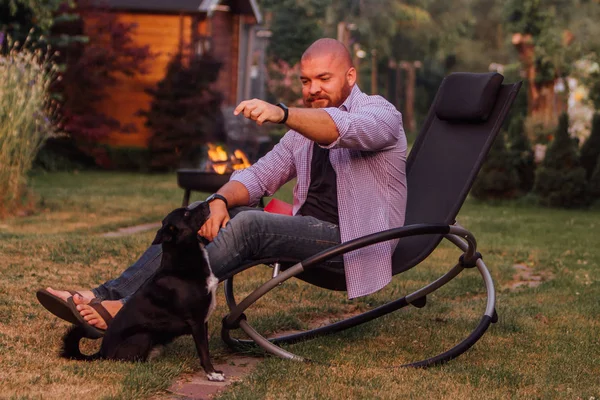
[[40, 38, 407, 334]]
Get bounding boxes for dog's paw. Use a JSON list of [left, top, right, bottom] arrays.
[[206, 371, 225, 382]]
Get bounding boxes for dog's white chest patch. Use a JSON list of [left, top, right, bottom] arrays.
[[200, 245, 218, 322], [206, 274, 218, 294]]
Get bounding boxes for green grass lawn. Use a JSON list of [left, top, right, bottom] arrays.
[[0, 171, 599, 399]]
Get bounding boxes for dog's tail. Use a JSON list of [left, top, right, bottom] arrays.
[[60, 326, 102, 361]]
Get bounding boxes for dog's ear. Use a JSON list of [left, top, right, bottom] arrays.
[[152, 225, 176, 245]]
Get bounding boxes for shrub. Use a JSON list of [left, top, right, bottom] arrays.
[[524, 115, 555, 145], [142, 53, 225, 171], [506, 114, 535, 193], [588, 153, 600, 203], [0, 39, 57, 215], [533, 112, 589, 208], [102, 145, 150, 172], [471, 131, 520, 200], [34, 136, 96, 172], [580, 113, 600, 179]]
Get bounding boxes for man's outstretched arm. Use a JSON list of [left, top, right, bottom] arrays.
[[234, 99, 339, 145]]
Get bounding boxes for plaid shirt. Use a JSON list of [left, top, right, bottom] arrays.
[[231, 85, 407, 298]]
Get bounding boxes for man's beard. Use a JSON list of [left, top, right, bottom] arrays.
[[304, 82, 352, 108], [304, 96, 330, 108]]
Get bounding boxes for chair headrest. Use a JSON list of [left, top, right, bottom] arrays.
[[435, 72, 504, 123]]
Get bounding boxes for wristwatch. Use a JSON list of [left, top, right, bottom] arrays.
[[276, 102, 289, 124], [206, 193, 228, 208]]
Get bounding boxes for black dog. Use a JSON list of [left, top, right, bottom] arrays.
[[62, 201, 224, 382]]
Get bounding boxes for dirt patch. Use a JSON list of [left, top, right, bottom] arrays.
[[161, 356, 261, 399], [503, 263, 554, 291], [101, 222, 161, 237], [0, 212, 145, 235]]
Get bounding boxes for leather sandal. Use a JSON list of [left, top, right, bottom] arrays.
[[36, 288, 83, 325], [66, 297, 112, 339]]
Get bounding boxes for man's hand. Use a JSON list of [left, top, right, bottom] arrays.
[[234, 99, 285, 126], [198, 201, 229, 242]]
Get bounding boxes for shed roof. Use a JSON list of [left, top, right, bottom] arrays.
[[96, 0, 262, 22]]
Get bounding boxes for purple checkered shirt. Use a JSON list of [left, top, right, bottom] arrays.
[[231, 85, 407, 298]]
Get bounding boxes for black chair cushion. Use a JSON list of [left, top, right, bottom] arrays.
[[435, 72, 504, 122]]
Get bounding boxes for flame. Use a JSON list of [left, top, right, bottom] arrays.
[[206, 143, 251, 174], [232, 149, 251, 170], [207, 143, 229, 174]]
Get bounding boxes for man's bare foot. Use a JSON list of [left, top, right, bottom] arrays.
[[73, 294, 123, 330], [46, 287, 95, 302]]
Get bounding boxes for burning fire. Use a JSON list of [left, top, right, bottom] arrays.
[[206, 143, 251, 174]]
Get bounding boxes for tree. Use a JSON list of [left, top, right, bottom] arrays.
[[504, 0, 576, 128], [472, 131, 520, 200], [6, 0, 71, 32], [262, 0, 328, 66], [142, 54, 226, 171], [506, 114, 536, 193], [258, 0, 329, 103], [587, 153, 600, 203], [322, 0, 430, 57], [533, 112, 589, 208], [392, 0, 509, 73], [1, 0, 81, 49], [580, 113, 600, 179], [325, 0, 430, 94]]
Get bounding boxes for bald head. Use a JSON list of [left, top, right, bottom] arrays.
[[299, 38, 357, 108], [301, 38, 353, 69]]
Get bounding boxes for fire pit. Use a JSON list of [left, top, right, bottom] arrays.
[[177, 143, 251, 206]]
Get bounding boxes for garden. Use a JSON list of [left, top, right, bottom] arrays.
[[1, 0, 600, 399]]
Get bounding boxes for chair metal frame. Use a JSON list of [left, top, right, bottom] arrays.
[[220, 224, 495, 367]]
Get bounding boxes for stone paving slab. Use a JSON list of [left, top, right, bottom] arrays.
[[163, 356, 261, 399]]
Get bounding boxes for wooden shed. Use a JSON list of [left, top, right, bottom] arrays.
[[88, 0, 263, 147]]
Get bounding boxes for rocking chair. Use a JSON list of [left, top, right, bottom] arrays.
[[218, 72, 522, 368]]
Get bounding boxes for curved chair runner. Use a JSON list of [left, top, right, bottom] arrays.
[[220, 72, 522, 368]]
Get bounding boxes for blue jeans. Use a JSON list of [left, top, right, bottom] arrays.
[[91, 206, 344, 302]]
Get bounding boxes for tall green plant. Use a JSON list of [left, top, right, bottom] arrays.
[[0, 38, 57, 214], [262, 0, 328, 66], [580, 112, 600, 179], [504, 0, 574, 81], [471, 131, 520, 200], [588, 153, 600, 203], [533, 112, 588, 208], [6, 0, 72, 32], [142, 54, 225, 171], [506, 114, 536, 193]]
